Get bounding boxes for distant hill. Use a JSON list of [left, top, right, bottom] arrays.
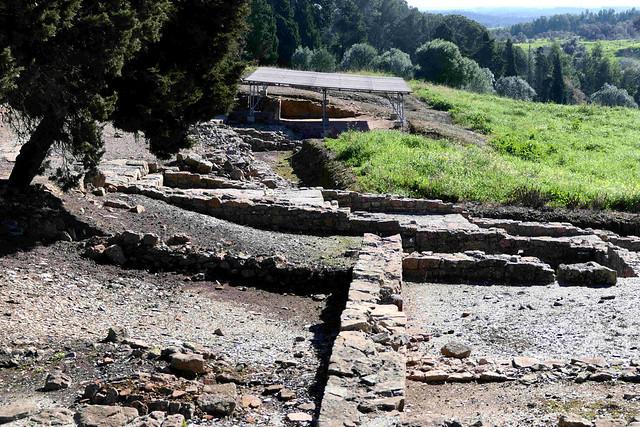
[[421, 7, 634, 29]]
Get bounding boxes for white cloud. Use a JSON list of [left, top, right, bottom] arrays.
[[407, 0, 638, 10]]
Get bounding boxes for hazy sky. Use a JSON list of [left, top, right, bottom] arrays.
[[407, 0, 638, 10]]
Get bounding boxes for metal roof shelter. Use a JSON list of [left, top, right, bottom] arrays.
[[243, 67, 411, 133]]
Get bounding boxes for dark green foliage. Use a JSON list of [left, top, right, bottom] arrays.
[[503, 39, 517, 77], [269, 0, 300, 66], [295, 0, 322, 49], [550, 48, 567, 104], [340, 43, 378, 71], [0, 0, 249, 188], [331, 0, 366, 58], [474, 32, 499, 72], [534, 47, 552, 102], [590, 83, 638, 108], [415, 39, 467, 87], [246, 0, 279, 64], [372, 48, 414, 79], [113, 0, 249, 158], [309, 48, 337, 72]]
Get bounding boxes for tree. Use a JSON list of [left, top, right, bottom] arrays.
[[332, 0, 366, 58], [269, 0, 301, 66], [340, 43, 378, 71], [309, 48, 337, 72], [372, 48, 414, 79], [495, 76, 537, 101], [462, 61, 495, 94], [550, 48, 567, 104], [291, 46, 313, 70], [433, 23, 454, 43], [534, 47, 552, 102], [295, 0, 322, 49], [2, 0, 249, 189], [415, 39, 467, 87], [503, 39, 518, 77], [474, 32, 498, 72], [590, 83, 638, 108], [246, 0, 279, 64]]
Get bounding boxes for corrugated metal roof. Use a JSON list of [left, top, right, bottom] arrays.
[[243, 67, 411, 94]]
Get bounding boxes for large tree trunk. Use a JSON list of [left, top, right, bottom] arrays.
[[8, 116, 60, 190]]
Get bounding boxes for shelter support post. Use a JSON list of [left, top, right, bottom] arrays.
[[322, 88, 329, 136], [385, 92, 406, 129], [248, 84, 268, 123]]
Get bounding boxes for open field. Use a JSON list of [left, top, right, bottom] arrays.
[[324, 83, 640, 210], [515, 39, 640, 59]]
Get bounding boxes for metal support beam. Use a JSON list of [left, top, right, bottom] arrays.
[[384, 92, 406, 129], [322, 88, 329, 136], [248, 84, 268, 123]]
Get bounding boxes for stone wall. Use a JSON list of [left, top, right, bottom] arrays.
[[322, 189, 463, 215], [83, 231, 351, 293], [319, 234, 406, 426], [403, 251, 556, 285], [470, 217, 589, 238]]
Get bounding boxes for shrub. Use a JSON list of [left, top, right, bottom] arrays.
[[340, 43, 378, 71], [495, 76, 537, 101], [461, 59, 495, 94], [309, 48, 337, 72], [590, 83, 639, 108], [415, 39, 467, 87], [291, 46, 312, 70], [372, 48, 414, 79]]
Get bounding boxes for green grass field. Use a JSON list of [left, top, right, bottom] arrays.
[[325, 82, 640, 211], [515, 39, 640, 60]]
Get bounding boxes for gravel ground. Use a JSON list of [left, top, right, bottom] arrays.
[[406, 380, 640, 426], [60, 190, 361, 270], [404, 279, 640, 360], [0, 241, 338, 425]]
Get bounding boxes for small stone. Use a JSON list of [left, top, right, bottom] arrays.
[[278, 388, 295, 401], [43, 371, 71, 391], [240, 394, 262, 409], [513, 356, 540, 369], [166, 234, 191, 246], [129, 204, 145, 213], [122, 338, 151, 350], [104, 244, 126, 265], [297, 402, 315, 411], [103, 199, 132, 210], [103, 327, 128, 343], [441, 342, 472, 359], [74, 405, 138, 427], [558, 414, 592, 427], [197, 383, 237, 417], [214, 328, 224, 337], [287, 412, 313, 423], [0, 402, 38, 423], [92, 188, 106, 197], [171, 353, 206, 375], [29, 407, 74, 425], [141, 233, 160, 247], [263, 384, 284, 395]]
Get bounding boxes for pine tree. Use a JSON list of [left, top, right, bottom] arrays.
[[550, 48, 567, 104], [295, 0, 322, 49], [534, 47, 552, 102], [269, 0, 301, 66], [473, 32, 497, 71], [503, 39, 518, 77], [246, 0, 279, 64], [1, 0, 249, 189]]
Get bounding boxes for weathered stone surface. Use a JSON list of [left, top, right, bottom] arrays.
[[197, 383, 237, 417], [104, 244, 126, 266], [29, 407, 75, 425], [170, 352, 206, 375], [43, 371, 71, 391], [512, 356, 540, 369], [0, 402, 38, 424], [403, 251, 555, 285], [441, 342, 471, 359], [557, 262, 617, 287], [558, 414, 593, 427], [287, 412, 313, 423], [74, 405, 139, 427]]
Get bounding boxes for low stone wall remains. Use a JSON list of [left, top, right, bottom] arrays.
[[83, 231, 351, 293], [470, 217, 589, 238], [403, 251, 556, 285], [321, 189, 463, 215], [319, 234, 406, 427]]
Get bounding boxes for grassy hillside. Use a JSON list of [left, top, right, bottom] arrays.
[[325, 83, 640, 211], [515, 39, 640, 59]]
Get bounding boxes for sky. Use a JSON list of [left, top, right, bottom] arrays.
[[407, 0, 639, 10]]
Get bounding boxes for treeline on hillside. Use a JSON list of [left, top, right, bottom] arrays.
[[244, 0, 489, 71], [244, 0, 640, 108], [506, 9, 640, 41]]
